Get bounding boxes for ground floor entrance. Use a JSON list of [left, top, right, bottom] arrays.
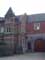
[[18, 34, 45, 53], [27, 42, 32, 52], [26, 39, 45, 52], [34, 39, 45, 52]]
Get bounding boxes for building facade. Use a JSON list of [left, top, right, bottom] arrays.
[[0, 7, 45, 53]]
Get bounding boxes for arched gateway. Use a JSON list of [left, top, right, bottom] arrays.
[[34, 38, 45, 52]]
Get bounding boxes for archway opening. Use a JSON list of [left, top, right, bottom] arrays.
[[27, 42, 31, 50], [34, 38, 45, 52]]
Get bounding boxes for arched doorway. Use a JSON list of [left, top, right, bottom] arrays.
[[27, 42, 31, 52], [34, 39, 45, 52]]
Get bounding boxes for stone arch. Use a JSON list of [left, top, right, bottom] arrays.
[[34, 38, 45, 52]]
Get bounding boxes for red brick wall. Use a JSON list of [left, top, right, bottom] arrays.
[[26, 22, 45, 34]]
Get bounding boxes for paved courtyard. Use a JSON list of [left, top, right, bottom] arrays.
[[0, 53, 45, 60]]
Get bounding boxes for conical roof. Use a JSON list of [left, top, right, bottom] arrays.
[[5, 7, 15, 18]]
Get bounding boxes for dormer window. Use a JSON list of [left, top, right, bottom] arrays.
[[34, 23, 40, 30]]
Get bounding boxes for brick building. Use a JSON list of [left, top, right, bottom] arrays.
[[0, 7, 45, 53]]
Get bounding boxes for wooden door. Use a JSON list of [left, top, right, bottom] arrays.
[[34, 40, 45, 52]]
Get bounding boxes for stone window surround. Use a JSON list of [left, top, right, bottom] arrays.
[[34, 23, 40, 30]]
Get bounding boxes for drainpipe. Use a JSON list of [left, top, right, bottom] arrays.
[[17, 23, 19, 45], [31, 39, 34, 52]]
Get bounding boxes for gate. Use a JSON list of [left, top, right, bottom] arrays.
[[34, 39, 45, 52]]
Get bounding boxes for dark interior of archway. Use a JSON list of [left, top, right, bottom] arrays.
[[27, 42, 31, 50]]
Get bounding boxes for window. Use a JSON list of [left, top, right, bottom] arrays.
[[9, 27, 11, 32], [7, 27, 8, 32], [7, 27, 11, 32], [34, 23, 40, 30], [1, 27, 4, 32]]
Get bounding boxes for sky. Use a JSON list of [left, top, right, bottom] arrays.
[[0, 0, 45, 17]]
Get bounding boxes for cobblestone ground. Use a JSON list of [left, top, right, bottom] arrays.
[[0, 53, 45, 60]]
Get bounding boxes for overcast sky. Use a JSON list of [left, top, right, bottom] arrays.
[[0, 0, 45, 17]]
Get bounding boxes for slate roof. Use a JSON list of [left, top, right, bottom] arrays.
[[0, 13, 45, 23], [15, 16, 20, 24], [5, 7, 15, 19], [15, 13, 45, 23], [28, 13, 45, 23]]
